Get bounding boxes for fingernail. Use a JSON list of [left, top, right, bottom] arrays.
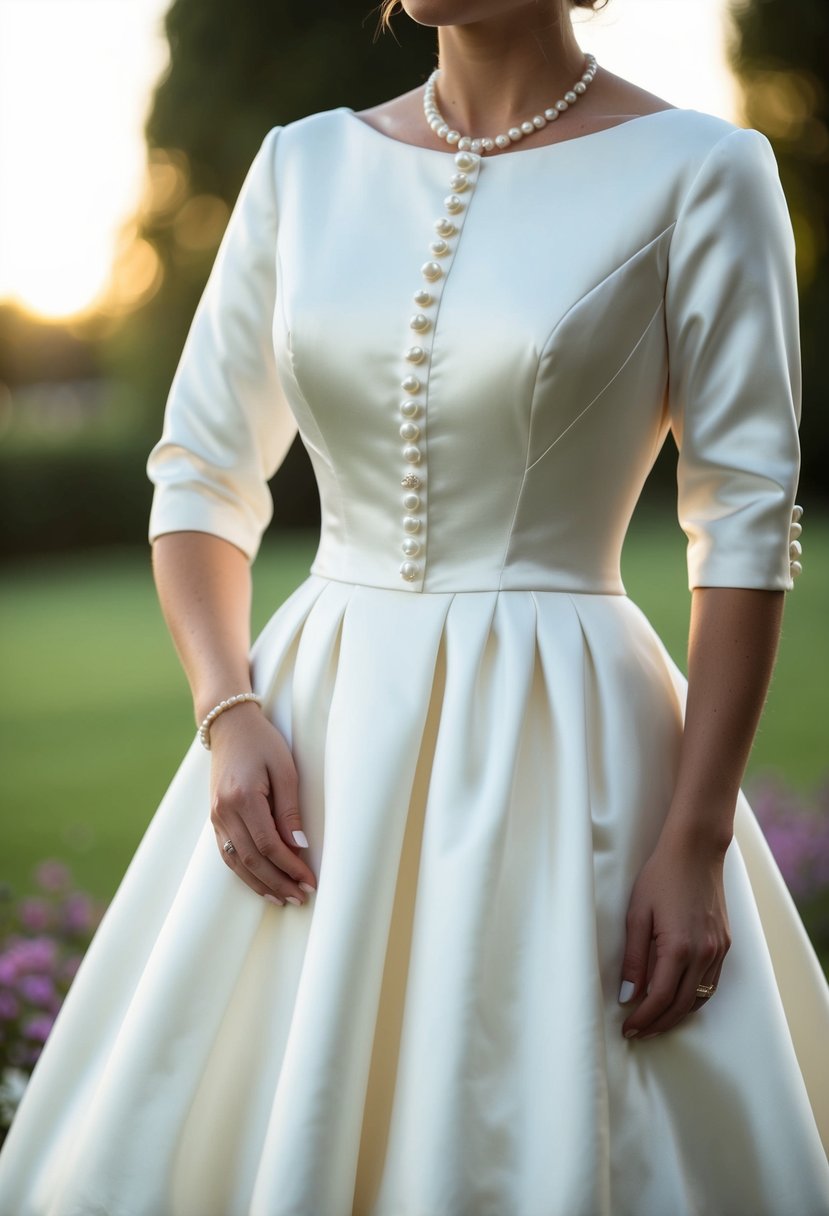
[[640, 1032, 659, 1040], [618, 980, 636, 1004], [292, 830, 309, 847], [285, 896, 302, 906], [299, 882, 316, 894], [263, 894, 284, 906], [624, 1028, 639, 1039]]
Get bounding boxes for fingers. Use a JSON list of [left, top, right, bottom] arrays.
[[617, 905, 653, 1008], [621, 932, 725, 1039]]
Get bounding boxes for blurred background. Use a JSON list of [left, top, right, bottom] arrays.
[[0, 0, 827, 1114]]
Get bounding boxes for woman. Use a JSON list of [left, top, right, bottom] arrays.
[[1, 0, 828, 1212]]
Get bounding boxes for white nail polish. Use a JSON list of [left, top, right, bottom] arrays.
[[264, 894, 284, 906], [618, 979, 636, 1004], [292, 830, 308, 847]]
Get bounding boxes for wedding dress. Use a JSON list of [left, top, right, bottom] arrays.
[[1, 103, 828, 1216]]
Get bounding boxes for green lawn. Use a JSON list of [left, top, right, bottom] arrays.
[[1, 509, 826, 904]]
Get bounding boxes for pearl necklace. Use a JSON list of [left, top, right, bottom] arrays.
[[423, 52, 598, 155]]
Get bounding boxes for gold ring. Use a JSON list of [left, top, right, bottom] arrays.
[[695, 982, 716, 999]]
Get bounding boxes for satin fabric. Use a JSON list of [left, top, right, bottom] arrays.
[[1, 106, 827, 1216]]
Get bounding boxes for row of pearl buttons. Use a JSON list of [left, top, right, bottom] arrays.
[[398, 149, 481, 582], [790, 503, 803, 578]]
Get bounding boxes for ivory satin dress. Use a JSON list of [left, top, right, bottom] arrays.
[[1, 104, 828, 1216]]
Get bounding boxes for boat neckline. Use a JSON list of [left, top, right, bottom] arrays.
[[339, 105, 692, 161]]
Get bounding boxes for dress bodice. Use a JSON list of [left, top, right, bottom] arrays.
[[146, 105, 803, 596]]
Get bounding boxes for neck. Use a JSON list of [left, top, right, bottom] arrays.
[[434, 2, 587, 133]]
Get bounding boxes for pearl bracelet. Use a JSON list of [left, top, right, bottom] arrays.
[[197, 692, 263, 750]]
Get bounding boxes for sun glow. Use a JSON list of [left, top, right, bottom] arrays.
[[0, 0, 738, 324]]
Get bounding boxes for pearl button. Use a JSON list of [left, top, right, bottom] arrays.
[[403, 515, 421, 533], [401, 375, 421, 394], [410, 313, 430, 332], [400, 398, 420, 417], [421, 261, 443, 280], [790, 560, 803, 577], [402, 537, 421, 557], [454, 151, 476, 171], [402, 491, 420, 511], [405, 345, 426, 363], [435, 218, 456, 237], [792, 503, 804, 521], [400, 421, 420, 441], [449, 172, 469, 192], [403, 444, 422, 463], [444, 194, 464, 213], [430, 239, 450, 257], [400, 561, 419, 581], [414, 289, 433, 307], [789, 540, 802, 559], [790, 521, 802, 538]]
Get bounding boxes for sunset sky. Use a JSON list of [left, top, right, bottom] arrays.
[[0, 0, 740, 322]]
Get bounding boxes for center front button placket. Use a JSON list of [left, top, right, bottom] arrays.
[[395, 149, 481, 587]]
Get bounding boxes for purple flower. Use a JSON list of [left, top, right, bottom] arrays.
[[0, 991, 21, 1021], [33, 860, 72, 892], [59, 893, 95, 935], [10, 937, 58, 973], [21, 1014, 54, 1043], [16, 974, 56, 1008], [18, 898, 53, 932]]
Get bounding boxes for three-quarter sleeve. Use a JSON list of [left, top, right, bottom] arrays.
[[146, 124, 298, 563], [665, 125, 802, 591]]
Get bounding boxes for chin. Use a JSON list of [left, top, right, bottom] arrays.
[[400, 0, 561, 30]]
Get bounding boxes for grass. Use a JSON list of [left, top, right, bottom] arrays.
[[1, 509, 826, 904]]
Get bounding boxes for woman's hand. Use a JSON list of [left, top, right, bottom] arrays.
[[208, 702, 318, 907], [617, 830, 732, 1040]]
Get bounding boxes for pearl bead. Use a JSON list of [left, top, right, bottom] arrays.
[[402, 491, 420, 511], [457, 136, 472, 151], [790, 560, 803, 577], [403, 444, 422, 463], [556, 100, 569, 112], [508, 127, 522, 142], [437, 123, 449, 138], [471, 139, 483, 153], [400, 421, 420, 441], [444, 194, 464, 213], [481, 137, 495, 151], [446, 130, 460, 144], [405, 346, 426, 363], [790, 521, 802, 538], [400, 561, 419, 581], [495, 134, 511, 149], [532, 115, 546, 129], [421, 260, 442, 280], [564, 90, 578, 104], [401, 375, 421, 394], [400, 399, 420, 417], [414, 289, 432, 307], [454, 151, 476, 170], [521, 120, 535, 136], [574, 82, 587, 94], [449, 172, 469, 192], [544, 109, 559, 121], [410, 313, 430, 332], [403, 516, 421, 533]]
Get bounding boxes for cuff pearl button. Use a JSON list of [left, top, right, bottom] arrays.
[[789, 504, 804, 578]]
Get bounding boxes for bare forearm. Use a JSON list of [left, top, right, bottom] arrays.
[[150, 531, 255, 724], [659, 586, 785, 855]]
